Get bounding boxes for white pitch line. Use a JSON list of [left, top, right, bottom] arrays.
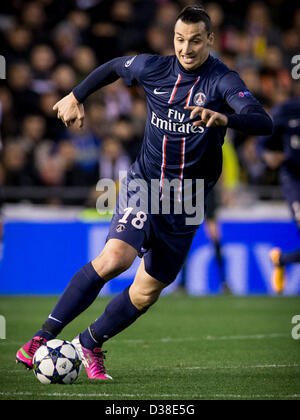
[[203, 333, 288, 341], [115, 332, 289, 345], [0, 333, 289, 348], [180, 363, 300, 371]]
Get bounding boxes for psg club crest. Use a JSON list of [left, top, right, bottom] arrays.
[[194, 92, 206, 106], [116, 224, 125, 233]]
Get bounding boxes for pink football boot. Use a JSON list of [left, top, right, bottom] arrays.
[[16, 336, 47, 369], [72, 336, 112, 380]]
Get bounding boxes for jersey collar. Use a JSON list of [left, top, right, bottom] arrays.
[[175, 54, 214, 77]]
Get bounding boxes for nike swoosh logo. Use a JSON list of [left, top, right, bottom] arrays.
[[48, 314, 63, 323], [154, 88, 168, 95]]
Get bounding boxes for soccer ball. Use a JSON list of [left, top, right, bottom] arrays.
[[33, 339, 82, 384]]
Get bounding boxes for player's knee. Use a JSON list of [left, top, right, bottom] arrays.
[[130, 287, 160, 311], [94, 250, 134, 281]]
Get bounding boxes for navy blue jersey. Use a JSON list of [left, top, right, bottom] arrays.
[[257, 97, 300, 179], [74, 54, 272, 191]]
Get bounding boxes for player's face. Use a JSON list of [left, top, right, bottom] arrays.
[[174, 20, 214, 71]]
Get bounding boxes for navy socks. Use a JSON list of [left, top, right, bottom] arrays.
[[80, 287, 146, 350], [36, 264, 147, 350], [36, 262, 105, 339]]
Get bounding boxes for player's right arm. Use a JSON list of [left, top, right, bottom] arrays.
[[53, 55, 151, 128]]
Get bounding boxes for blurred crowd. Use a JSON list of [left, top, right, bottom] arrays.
[[0, 0, 299, 207]]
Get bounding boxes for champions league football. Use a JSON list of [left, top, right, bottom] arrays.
[[32, 340, 82, 385]]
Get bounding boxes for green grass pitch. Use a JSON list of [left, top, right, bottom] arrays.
[[0, 295, 300, 400]]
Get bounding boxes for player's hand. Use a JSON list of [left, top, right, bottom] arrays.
[[53, 92, 85, 128], [262, 151, 286, 169], [185, 106, 228, 128]]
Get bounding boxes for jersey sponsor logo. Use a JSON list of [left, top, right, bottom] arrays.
[[238, 90, 252, 98], [125, 56, 137, 68], [154, 88, 168, 95], [194, 92, 206, 106], [151, 111, 205, 134]]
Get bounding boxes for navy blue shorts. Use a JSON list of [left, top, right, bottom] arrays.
[[106, 160, 218, 284], [107, 207, 197, 285], [106, 164, 204, 284], [280, 170, 300, 227]]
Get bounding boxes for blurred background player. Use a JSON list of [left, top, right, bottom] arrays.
[[176, 187, 230, 295], [257, 81, 300, 294], [204, 188, 231, 293], [0, 100, 3, 263]]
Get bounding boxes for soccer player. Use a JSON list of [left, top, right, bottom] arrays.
[[257, 84, 300, 294], [16, 7, 272, 379]]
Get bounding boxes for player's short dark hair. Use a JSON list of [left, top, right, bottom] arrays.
[[176, 6, 212, 34]]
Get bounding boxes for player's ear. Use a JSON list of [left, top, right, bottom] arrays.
[[207, 32, 214, 46]]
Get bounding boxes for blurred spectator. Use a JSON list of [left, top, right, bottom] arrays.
[[239, 136, 267, 185], [205, 2, 225, 54], [99, 136, 131, 181], [72, 46, 98, 82], [155, 1, 180, 31], [5, 25, 33, 63], [62, 124, 100, 186], [0, 87, 16, 138], [131, 98, 147, 139], [30, 45, 56, 94], [52, 64, 77, 96], [246, 1, 282, 58], [20, 1, 47, 36], [39, 92, 67, 140], [112, 116, 141, 163], [66, 9, 91, 45], [234, 31, 261, 72], [52, 22, 80, 60], [85, 99, 111, 139], [2, 142, 31, 187], [102, 79, 132, 121], [7, 62, 39, 120], [260, 45, 291, 105], [34, 140, 66, 187], [145, 25, 170, 54]]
